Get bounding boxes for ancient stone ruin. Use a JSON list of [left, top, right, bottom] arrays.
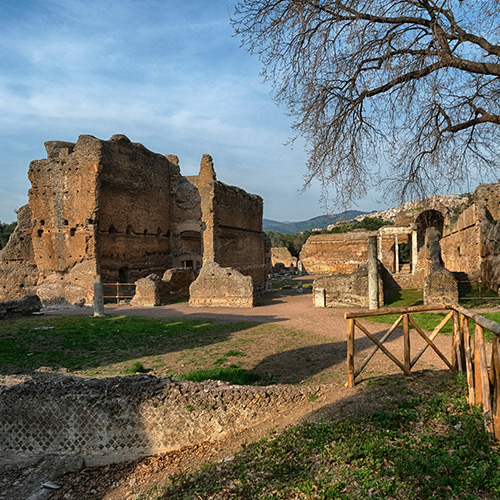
[[308, 184, 500, 307], [0, 135, 269, 307], [271, 247, 297, 273], [0, 375, 319, 468]]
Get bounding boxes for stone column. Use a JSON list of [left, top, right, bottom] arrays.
[[314, 287, 326, 307], [395, 234, 399, 273], [93, 275, 105, 317], [411, 230, 418, 274], [198, 154, 217, 264], [367, 236, 379, 310]]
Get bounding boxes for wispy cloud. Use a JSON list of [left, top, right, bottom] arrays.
[[0, 0, 384, 223]]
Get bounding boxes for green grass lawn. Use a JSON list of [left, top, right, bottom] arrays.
[[0, 315, 257, 378], [152, 377, 500, 500], [0, 315, 345, 385]]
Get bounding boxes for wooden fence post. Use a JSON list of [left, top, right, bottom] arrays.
[[403, 313, 410, 373], [452, 310, 462, 372], [347, 318, 355, 388], [475, 324, 493, 432], [491, 337, 500, 440], [462, 316, 475, 406]]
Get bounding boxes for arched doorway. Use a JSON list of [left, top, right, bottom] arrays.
[[415, 210, 444, 250]]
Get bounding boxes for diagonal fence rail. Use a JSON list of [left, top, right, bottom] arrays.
[[345, 304, 500, 439]]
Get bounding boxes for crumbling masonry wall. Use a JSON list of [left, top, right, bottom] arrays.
[[189, 155, 268, 307], [300, 232, 375, 275], [0, 376, 319, 468], [96, 135, 181, 283], [0, 135, 267, 306], [271, 247, 297, 270], [441, 183, 500, 292], [313, 265, 384, 308]]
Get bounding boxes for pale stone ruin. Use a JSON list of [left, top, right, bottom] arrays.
[[307, 184, 500, 307], [271, 247, 298, 273], [0, 134, 269, 307]]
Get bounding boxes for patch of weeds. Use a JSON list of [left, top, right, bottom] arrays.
[[151, 357, 165, 368], [179, 365, 262, 385], [160, 381, 500, 499], [214, 349, 246, 366], [308, 394, 319, 402], [123, 361, 148, 375]]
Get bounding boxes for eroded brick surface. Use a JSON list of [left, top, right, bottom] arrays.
[[0, 135, 268, 307]]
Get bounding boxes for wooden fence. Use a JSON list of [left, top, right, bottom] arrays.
[[102, 283, 136, 304], [345, 304, 500, 439]]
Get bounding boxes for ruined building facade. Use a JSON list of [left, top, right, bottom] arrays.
[[0, 134, 268, 306], [304, 185, 500, 307]]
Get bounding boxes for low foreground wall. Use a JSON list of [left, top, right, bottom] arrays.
[[0, 375, 318, 467]]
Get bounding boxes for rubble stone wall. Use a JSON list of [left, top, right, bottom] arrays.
[[271, 247, 297, 269], [0, 206, 38, 301], [313, 265, 384, 307], [440, 205, 482, 282], [189, 261, 255, 307], [213, 182, 267, 288], [300, 232, 375, 275], [97, 135, 180, 283], [0, 376, 318, 468]]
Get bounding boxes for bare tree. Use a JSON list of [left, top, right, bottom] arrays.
[[232, 0, 500, 206]]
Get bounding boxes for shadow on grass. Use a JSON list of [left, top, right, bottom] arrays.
[[252, 325, 406, 384], [0, 315, 265, 376]]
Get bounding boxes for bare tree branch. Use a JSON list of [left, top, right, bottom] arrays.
[[232, 0, 500, 207]]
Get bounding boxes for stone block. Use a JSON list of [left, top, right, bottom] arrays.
[[130, 274, 162, 307], [0, 295, 42, 318], [423, 268, 458, 305], [189, 261, 254, 307]]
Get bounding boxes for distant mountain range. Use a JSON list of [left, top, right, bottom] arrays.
[[263, 210, 368, 233]]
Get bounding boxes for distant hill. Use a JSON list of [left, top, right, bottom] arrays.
[[263, 210, 368, 233]]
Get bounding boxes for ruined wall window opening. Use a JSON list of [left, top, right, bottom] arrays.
[[70, 228, 76, 237], [37, 229, 43, 238], [126, 225, 134, 235], [398, 243, 411, 264], [109, 225, 117, 234], [118, 268, 129, 283]]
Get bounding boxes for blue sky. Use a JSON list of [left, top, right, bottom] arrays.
[[0, 0, 389, 223]]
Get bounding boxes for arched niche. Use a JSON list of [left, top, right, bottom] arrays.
[[415, 210, 444, 250]]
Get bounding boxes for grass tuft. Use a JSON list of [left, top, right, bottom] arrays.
[[179, 365, 262, 385], [123, 361, 148, 375]]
